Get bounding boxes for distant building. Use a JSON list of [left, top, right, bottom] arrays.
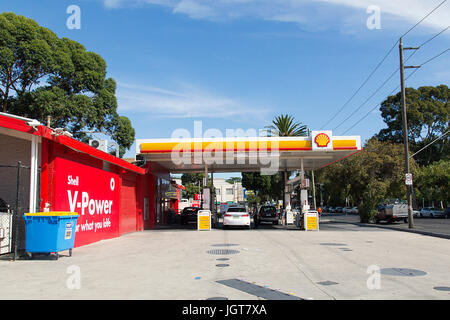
[[213, 178, 244, 204], [173, 177, 245, 204]]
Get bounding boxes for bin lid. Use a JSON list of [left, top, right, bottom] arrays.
[[24, 212, 79, 217]]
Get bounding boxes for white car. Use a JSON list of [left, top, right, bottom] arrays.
[[420, 207, 445, 218], [350, 207, 359, 214], [342, 207, 352, 214], [223, 206, 251, 229]]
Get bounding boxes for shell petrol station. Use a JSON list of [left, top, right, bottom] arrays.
[[0, 112, 362, 256]]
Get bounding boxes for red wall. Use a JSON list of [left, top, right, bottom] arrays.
[[39, 139, 173, 247], [119, 172, 137, 235]]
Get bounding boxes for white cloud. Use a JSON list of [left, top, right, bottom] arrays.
[[103, 0, 450, 32], [116, 81, 270, 119], [103, 0, 124, 9]]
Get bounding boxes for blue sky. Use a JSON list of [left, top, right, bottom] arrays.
[[2, 0, 449, 179]]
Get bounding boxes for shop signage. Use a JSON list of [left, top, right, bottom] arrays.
[[53, 157, 120, 247], [311, 131, 333, 151]]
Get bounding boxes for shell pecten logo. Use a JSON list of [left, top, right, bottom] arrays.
[[314, 133, 331, 148]]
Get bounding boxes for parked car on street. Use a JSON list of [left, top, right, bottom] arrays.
[[413, 209, 420, 218], [180, 207, 199, 225], [335, 207, 343, 213], [350, 207, 359, 214], [375, 203, 408, 223], [342, 207, 351, 214], [255, 205, 279, 226], [445, 207, 450, 219], [223, 206, 251, 229], [420, 207, 445, 218]]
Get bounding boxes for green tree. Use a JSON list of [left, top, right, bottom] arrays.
[[183, 184, 201, 200], [265, 114, 308, 137], [246, 191, 261, 206], [0, 12, 134, 156], [415, 160, 449, 207], [241, 172, 283, 202], [226, 177, 242, 184], [181, 173, 204, 186], [317, 138, 419, 222], [377, 85, 449, 166], [263, 114, 308, 204]]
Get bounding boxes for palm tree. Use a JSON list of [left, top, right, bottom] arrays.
[[265, 114, 308, 137], [264, 114, 308, 221]]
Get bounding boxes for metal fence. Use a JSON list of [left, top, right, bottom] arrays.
[[0, 209, 13, 255], [0, 162, 39, 260]]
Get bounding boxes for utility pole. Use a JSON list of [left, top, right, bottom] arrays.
[[311, 170, 316, 210], [399, 37, 420, 229]]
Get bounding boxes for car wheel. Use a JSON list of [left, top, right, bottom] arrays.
[[403, 218, 408, 223], [430, 213, 433, 218], [420, 213, 423, 218]]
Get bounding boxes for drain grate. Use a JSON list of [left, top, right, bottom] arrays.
[[380, 268, 427, 277], [216, 279, 303, 300], [339, 248, 353, 251], [317, 281, 339, 286], [433, 286, 450, 292], [320, 243, 347, 246], [207, 249, 240, 255], [217, 258, 230, 261], [206, 297, 228, 300], [216, 264, 230, 267], [211, 244, 239, 247]]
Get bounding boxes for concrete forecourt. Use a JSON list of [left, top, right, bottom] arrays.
[[1, 220, 449, 300]]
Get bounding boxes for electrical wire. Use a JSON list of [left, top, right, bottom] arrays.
[[333, 25, 449, 131], [409, 131, 450, 159], [320, 0, 448, 130], [340, 47, 450, 135]]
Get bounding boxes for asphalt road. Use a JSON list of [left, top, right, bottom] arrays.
[[323, 213, 450, 239], [1, 219, 450, 300]]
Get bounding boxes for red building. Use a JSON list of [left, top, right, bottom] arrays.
[[0, 112, 184, 251]]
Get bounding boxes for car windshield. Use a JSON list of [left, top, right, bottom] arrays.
[[261, 207, 276, 213], [227, 208, 247, 212]]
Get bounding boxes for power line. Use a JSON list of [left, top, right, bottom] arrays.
[[333, 25, 449, 131], [340, 47, 450, 135], [400, 0, 448, 38], [321, 42, 397, 129], [409, 131, 450, 159], [321, 0, 448, 129]]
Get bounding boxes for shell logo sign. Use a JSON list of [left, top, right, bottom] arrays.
[[312, 131, 333, 151], [314, 133, 331, 148]]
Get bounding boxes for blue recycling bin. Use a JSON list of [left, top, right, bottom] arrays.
[[23, 212, 79, 258]]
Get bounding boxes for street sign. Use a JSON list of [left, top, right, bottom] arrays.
[[300, 179, 310, 189], [405, 173, 413, 185], [197, 210, 211, 231]]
